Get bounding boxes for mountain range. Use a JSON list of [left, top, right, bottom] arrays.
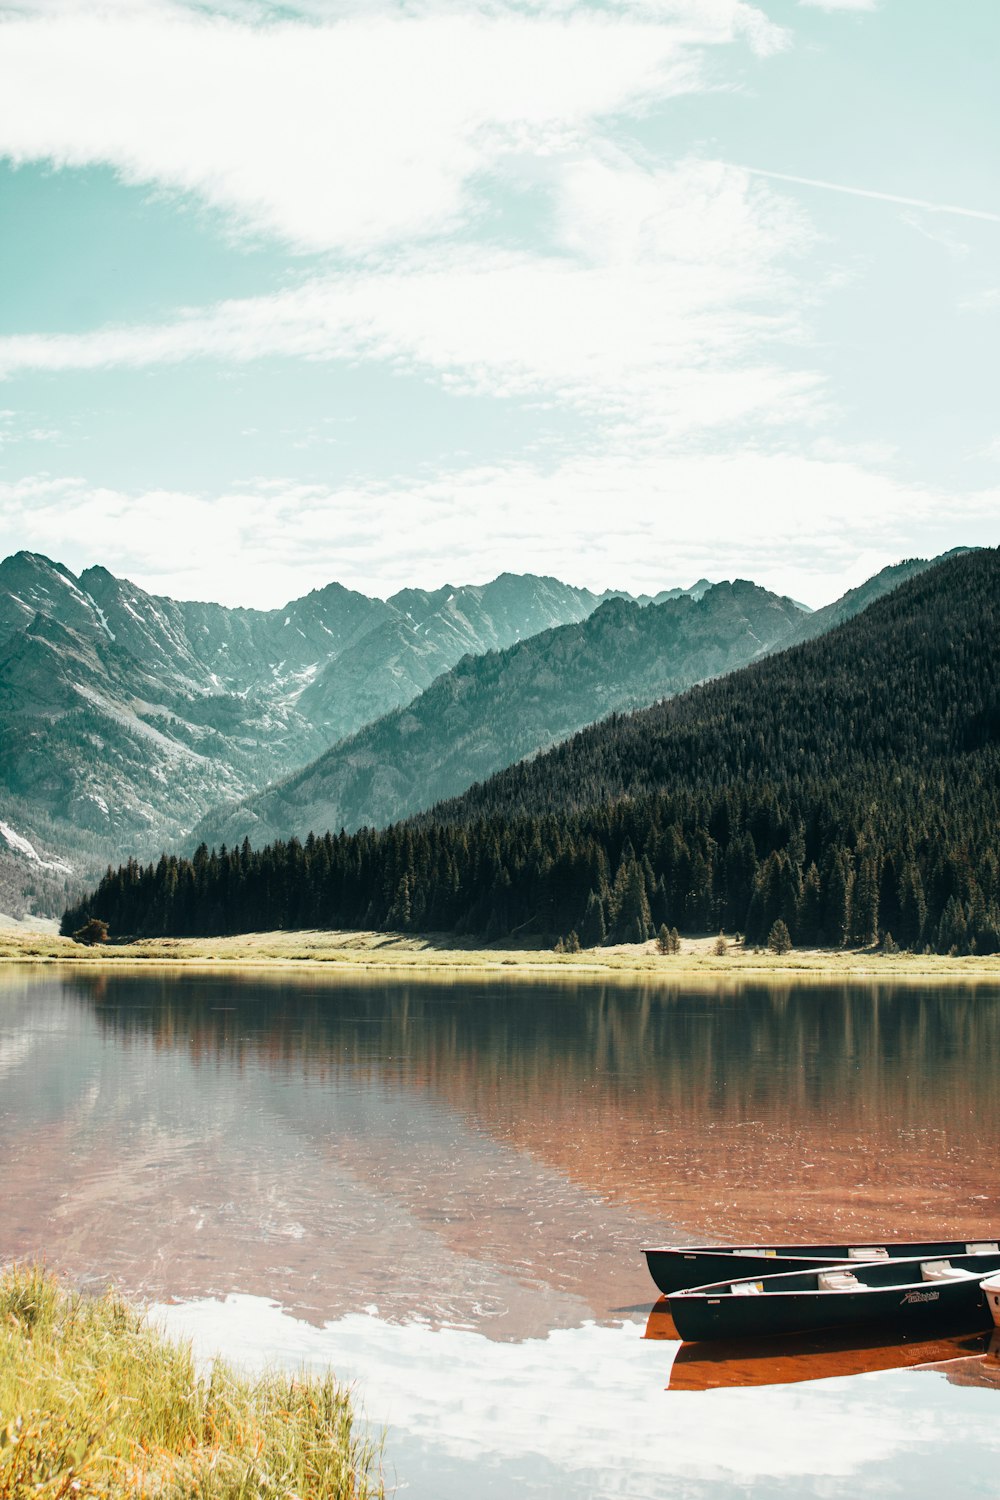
[[194, 555, 944, 851], [0, 555, 618, 906], [0, 548, 953, 916], [66, 547, 1000, 954], [194, 579, 805, 848]]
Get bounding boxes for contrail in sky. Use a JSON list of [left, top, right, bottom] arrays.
[[742, 166, 1000, 223]]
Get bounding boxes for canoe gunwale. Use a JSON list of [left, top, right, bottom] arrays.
[[643, 1236, 1000, 1257]]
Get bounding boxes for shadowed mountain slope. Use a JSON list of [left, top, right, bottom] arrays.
[[194, 580, 805, 849], [431, 548, 996, 825], [195, 554, 951, 851]]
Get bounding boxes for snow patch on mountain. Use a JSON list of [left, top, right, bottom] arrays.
[[0, 821, 72, 873]]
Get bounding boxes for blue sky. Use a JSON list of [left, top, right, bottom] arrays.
[[0, 0, 996, 607]]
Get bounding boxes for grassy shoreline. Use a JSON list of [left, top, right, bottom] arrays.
[[0, 1265, 382, 1500], [0, 926, 998, 983]]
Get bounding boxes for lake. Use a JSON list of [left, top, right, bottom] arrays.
[[3, 965, 1000, 1497]]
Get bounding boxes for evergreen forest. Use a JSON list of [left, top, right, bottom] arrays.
[[62, 549, 1000, 955]]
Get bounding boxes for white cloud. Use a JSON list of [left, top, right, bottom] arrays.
[[0, 0, 991, 658], [0, 2, 823, 500], [0, 409, 70, 450], [0, 158, 820, 439], [0, 4, 783, 253], [960, 288, 1000, 314], [5, 0, 788, 42], [156, 1294, 923, 1488], [3, 454, 995, 609], [798, 0, 876, 12]]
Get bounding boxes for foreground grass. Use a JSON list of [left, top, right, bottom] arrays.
[[0, 926, 998, 984], [0, 1265, 382, 1500]]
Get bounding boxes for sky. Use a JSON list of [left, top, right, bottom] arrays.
[[0, 0, 996, 609]]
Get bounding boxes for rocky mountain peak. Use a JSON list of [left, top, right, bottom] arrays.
[[0, 554, 623, 908]]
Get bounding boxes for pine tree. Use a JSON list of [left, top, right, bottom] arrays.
[[580, 890, 607, 947], [936, 895, 968, 954], [825, 850, 854, 946], [897, 861, 927, 949], [388, 873, 413, 930], [852, 857, 880, 946], [613, 857, 652, 943], [799, 862, 823, 945]]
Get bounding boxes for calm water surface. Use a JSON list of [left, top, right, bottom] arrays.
[[3, 965, 1000, 1497]]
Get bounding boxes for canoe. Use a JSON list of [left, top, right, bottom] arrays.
[[644, 1237, 1000, 1295], [981, 1274, 1000, 1327], [667, 1249, 1000, 1343]]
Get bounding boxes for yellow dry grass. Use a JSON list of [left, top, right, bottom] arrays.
[[0, 1265, 382, 1500], [0, 927, 998, 985]]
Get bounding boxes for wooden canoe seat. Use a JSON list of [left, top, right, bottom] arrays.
[[817, 1270, 861, 1291], [730, 1281, 764, 1295], [966, 1242, 1000, 1254], [847, 1246, 889, 1260]]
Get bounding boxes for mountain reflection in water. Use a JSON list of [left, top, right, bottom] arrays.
[[3, 967, 1000, 1337]]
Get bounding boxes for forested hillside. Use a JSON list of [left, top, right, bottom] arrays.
[[65, 549, 1000, 954], [194, 579, 806, 850]]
